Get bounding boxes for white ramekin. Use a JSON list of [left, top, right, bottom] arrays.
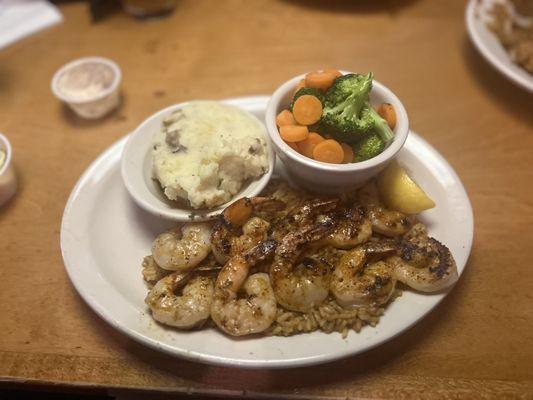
[[51, 56, 122, 119], [121, 101, 275, 222], [265, 71, 409, 193], [0, 133, 17, 206]]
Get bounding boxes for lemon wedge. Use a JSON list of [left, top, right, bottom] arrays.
[[377, 160, 435, 214]]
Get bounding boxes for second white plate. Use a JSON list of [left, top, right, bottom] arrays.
[[466, 0, 533, 93], [61, 96, 473, 368]]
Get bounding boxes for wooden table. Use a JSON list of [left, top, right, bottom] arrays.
[[1, 0, 532, 398]]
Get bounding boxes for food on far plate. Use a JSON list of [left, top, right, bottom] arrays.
[[276, 70, 397, 164], [141, 177, 457, 338], [486, 0, 533, 74], [152, 101, 269, 209], [377, 160, 435, 214]]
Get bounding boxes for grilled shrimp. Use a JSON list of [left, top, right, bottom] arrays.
[[359, 183, 414, 237], [270, 220, 336, 312], [271, 198, 339, 241], [236, 216, 271, 253], [330, 243, 397, 308], [211, 197, 285, 264], [388, 233, 458, 292], [151, 222, 212, 271], [145, 271, 214, 329], [211, 240, 278, 336], [141, 255, 171, 285], [368, 207, 413, 237], [320, 205, 372, 249]]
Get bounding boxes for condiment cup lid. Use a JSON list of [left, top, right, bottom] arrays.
[[51, 56, 122, 104]]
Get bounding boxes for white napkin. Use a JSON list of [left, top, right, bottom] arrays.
[[0, 0, 63, 50]]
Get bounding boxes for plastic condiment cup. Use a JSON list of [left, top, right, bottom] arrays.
[[0, 133, 17, 206], [51, 56, 122, 119]]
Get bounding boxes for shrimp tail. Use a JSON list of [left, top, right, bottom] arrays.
[[222, 197, 286, 228]]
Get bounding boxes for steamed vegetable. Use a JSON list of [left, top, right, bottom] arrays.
[[293, 95, 323, 125], [340, 142, 354, 164], [290, 87, 324, 111], [320, 73, 394, 145], [294, 79, 306, 94], [305, 71, 337, 91], [298, 132, 325, 158], [279, 125, 309, 142], [312, 139, 344, 164], [276, 109, 296, 126], [323, 69, 342, 78], [353, 133, 384, 162], [377, 103, 396, 129], [285, 140, 300, 152], [363, 106, 394, 144], [319, 73, 372, 143]]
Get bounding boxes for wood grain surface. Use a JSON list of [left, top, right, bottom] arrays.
[[1, 0, 532, 399]]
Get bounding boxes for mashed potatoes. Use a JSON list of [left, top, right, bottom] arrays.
[[152, 101, 269, 209]]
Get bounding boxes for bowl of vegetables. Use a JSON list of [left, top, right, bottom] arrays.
[[265, 69, 409, 192]]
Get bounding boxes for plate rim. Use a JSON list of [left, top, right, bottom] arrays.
[[465, 0, 533, 93], [61, 96, 474, 368]]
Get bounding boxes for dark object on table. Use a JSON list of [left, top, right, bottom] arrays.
[[50, 0, 121, 22], [51, 0, 177, 21], [89, 0, 121, 22], [121, 0, 178, 18]]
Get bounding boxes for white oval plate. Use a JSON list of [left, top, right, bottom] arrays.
[[466, 0, 533, 93], [61, 96, 473, 368]]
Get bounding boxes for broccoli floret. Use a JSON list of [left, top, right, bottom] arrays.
[[353, 133, 384, 162], [290, 87, 324, 111], [318, 113, 371, 144], [326, 73, 372, 107], [362, 106, 394, 143], [319, 73, 374, 144]]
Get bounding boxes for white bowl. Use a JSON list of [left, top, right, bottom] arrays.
[[121, 101, 275, 222], [265, 71, 409, 193], [51, 56, 122, 119], [0, 133, 17, 207]]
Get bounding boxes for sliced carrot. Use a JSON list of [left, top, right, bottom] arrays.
[[276, 109, 296, 127], [313, 139, 344, 164], [298, 132, 325, 158], [377, 103, 396, 129], [292, 95, 323, 125], [305, 71, 336, 91], [294, 78, 306, 94], [279, 125, 309, 142], [323, 68, 342, 78], [340, 142, 354, 164], [285, 140, 300, 152]]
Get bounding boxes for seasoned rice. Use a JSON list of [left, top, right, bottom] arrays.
[[267, 289, 402, 338]]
